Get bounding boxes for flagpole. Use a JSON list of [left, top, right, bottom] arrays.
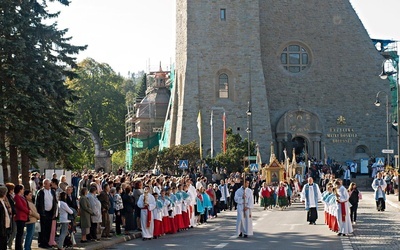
[[197, 110, 202, 159], [223, 112, 227, 153], [211, 109, 214, 158]]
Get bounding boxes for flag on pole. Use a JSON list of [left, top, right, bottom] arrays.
[[291, 148, 296, 167], [222, 112, 227, 153], [283, 148, 288, 168], [197, 110, 202, 158], [291, 147, 296, 177]]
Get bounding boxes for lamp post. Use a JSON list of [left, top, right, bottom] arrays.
[[374, 91, 390, 168], [246, 101, 252, 168], [380, 57, 399, 201]]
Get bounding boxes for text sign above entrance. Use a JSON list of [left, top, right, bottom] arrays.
[[382, 149, 394, 154]]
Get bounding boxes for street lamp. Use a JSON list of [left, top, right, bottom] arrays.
[[374, 91, 390, 168], [246, 101, 252, 168]]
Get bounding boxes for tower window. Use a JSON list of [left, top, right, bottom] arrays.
[[219, 73, 229, 98], [281, 44, 310, 73], [220, 9, 226, 21]]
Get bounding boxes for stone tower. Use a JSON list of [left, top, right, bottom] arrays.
[[172, 0, 390, 164]]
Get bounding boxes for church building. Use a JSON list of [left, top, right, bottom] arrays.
[[167, 0, 396, 165]]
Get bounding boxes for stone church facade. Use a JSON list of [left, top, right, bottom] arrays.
[[168, 0, 391, 164]]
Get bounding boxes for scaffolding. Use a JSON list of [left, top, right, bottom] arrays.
[[125, 66, 171, 170]]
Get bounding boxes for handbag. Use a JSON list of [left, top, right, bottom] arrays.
[[68, 207, 78, 221]]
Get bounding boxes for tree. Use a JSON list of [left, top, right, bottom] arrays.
[[66, 58, 126, 168], [129, 142, 200, 174], [111, 150, 126, 172], [214, 128, 255, 173], [157, 142, 200, 174], [132, 147, 158, 172], [0, 0, 86, 184], [123, 70, 146, 106], [136, 73, 147, 98]]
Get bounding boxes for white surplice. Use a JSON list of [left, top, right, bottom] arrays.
[[187, 184, 197, 227], [137, 193, 156, 238], [336, 185, 353, 234], [234, 187, 254, 236]]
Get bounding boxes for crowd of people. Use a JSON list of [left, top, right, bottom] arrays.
[[0, 168, 265, 250], [0, 159, 397, 250]]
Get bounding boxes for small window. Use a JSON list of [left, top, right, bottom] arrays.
[[219, 73, 229, 98], [220, 9, 226, 21]]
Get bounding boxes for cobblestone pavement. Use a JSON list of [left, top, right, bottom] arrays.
[[349, 190, 400, 250]]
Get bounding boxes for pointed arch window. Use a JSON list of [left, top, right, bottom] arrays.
[[219, 73, 229, 98]]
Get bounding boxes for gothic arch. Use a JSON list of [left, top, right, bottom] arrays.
[[276, 109, 323, 161]]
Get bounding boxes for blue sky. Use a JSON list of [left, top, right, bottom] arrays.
[[51, 0, 399, 76]]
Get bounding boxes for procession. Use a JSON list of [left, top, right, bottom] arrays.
[[4, 146, 398, 250]]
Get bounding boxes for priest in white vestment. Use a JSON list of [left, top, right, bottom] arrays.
[[137, 187, 156, 240], [301, 177, 322, 225], [371, 172, 387, 211], [234, 179, 254, 238], [335, 180, 353, 236]]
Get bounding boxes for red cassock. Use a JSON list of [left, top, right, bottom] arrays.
[[174, 214, 185, 230], [169, 216, 177, 234], [330, 214, 339, 232], [162, 216, 171, 234], [182, 211, 190, 229], [153, 219, 164, 237]]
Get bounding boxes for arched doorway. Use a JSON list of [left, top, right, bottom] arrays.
[[276, 109, 323, 162], [292, 136, 308, 162]]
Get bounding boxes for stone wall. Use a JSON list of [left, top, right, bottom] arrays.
[[174, 0, 391, 163]]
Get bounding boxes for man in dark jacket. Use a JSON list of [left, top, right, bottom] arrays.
[[66, 185, 78, 232], [228, 179, 239, 211], [35, 179, 58, 248]]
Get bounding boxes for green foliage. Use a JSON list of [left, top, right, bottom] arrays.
[[132, 147, 159, 172], [0, 0, 87, 179], [131, 141, 200, 174], [65, 58, 126, 167], [124, 71, 145, 105], [214, 127, 255, 173], [67, 137, 95, 170], [158, 141, 200, 172], [136, 73, 147, 98], [111, 150, 126, 171]]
